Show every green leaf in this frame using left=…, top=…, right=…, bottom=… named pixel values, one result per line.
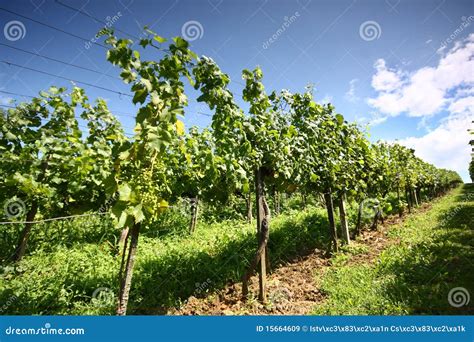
left=104, top=174, right=117, bottom=196
left=242, top=182, right=250, bottom=193
left=133, top=88, right=148, bottom=104
left=119, top=150, right=130, bottom=160
left=175, top=120, right=185, bottom=136
left=174, top=37, right=188, bottom=49
left=132, top=203, right=145, bottom=222
left=5, top=131, right=16, bottom=140
left=157, top=199, right=168, bottom=213
left=49, top=86, right=59, bottom=94
left=153, top=35, right=167, bottom=43
left=118, top=183, right=132, bottom=201
left=140, top=79, right=153, bottom=92
left=120, top=70, right=136, bottom=83
left=139, top=39, right=150, bottom=48
left=150, top=92, right=160, bottom=105
left=117, top=211, right=129, bottom=228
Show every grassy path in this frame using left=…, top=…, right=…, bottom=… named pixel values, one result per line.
left=173, top=184, right=473, bottom=315
left=313, top=184, right=474, bottom=315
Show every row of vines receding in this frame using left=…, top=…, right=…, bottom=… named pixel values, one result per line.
left=0, top=28, right=463, bottom=315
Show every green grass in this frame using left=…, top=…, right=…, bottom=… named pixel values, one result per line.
left=313, top=184, right=474, bottom=315
left=1, top=186, right=471, bottom=315
left=0, top=207, right=330, bottom=315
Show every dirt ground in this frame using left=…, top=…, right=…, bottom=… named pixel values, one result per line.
left=168, top=204, right=432, bottom=315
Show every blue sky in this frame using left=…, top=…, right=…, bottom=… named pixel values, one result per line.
left=0, top=0, right=473, bottom=181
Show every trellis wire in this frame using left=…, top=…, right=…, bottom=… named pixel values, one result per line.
left=0, top=206, right=177, bottom=225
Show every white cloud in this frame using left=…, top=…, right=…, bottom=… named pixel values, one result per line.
left=367, top=92, right=405, bottom=116
left=368, top=115, right=388, bottom=126
left=355, top=111, right=388, bottom=127
left=454, top=87, right=474, bottom=98
left=448, top=95, right=474, bottom=114
left=370, top=59, right=404, bottom=92
left=416, top=117, right=433, bottom=132
left=369, top=34, right=474, bottom=182
left=344, top=78, right=359, bottom=102
left=397, top=112, right=472, bottom=182
left=368, top=33, right=474, bottom=117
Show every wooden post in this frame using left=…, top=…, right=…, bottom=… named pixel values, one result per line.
left=397, top=186, right=402, bottom=217
left=13, top=159, right=48, bottom=262
left=413, top=188, right=419, bottom=207
left=355, top=202, right=362, bottom=236
left=371, top=209, right=380, bottom=230
left=274, top=190, right=280, bottom=216
left=117, top=222, right=141, bottom=316
left=246, top=192, right=252, bottom=223
left=406, top=187, right=412, bottom=213
left=12, top=201, right=38, bottom=262
left=255, top=167, right=267, bottom=303
left=338, top=193, right=350, bottom=245
left=117, top=227, right=129, bottom=255
left=324, top=190, right=338, bottom=252
left=189, top=196, right=199, bottom=234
